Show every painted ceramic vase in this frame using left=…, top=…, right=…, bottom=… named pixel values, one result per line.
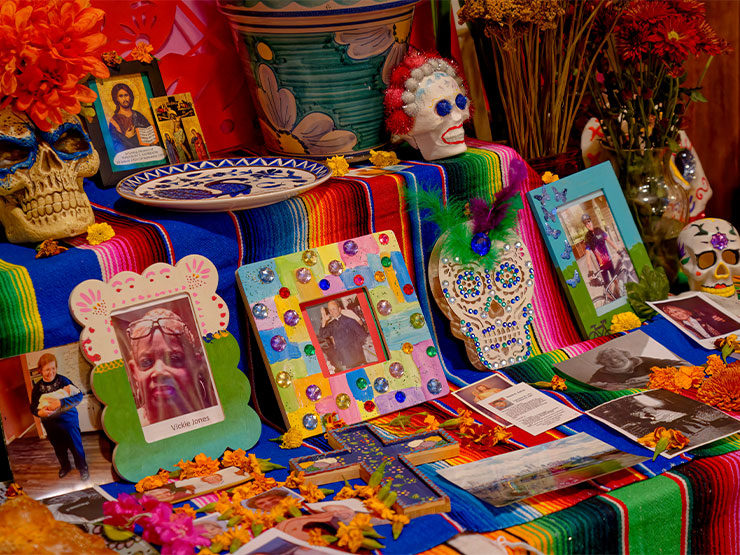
left=218, top=0, right=420, bottom=160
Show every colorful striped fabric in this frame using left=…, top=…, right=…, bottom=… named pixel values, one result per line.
left=3, top=144, right=740, bottom=554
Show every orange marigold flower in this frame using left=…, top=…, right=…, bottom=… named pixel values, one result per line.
left=35, top=239, right=67, bottom=258
left=308, top=528, right=331, bottom=546
left=333, top=485, right=357, bottom=500
left=336, top=521, right=365, bottom=553
left=706, top=354, right=725, bottom=376
left=648, top=366, right=681, bottom=393
left=323, top=412, right=347, bottom=431
left=637, top=427, right=690, bottom=451
left=492, top=426, right=512, bottom=443
left=135, top=469, right=170, bottom=492
left=550, top=375, right=567, bottom=391
left=422, top=414, right=439, bottom=431
left=0, top=0, right=109, bottom=131
left=222, top=448, right=248, bottom=470
left=363, top=497, right=395, bottom=520
left=674, top=365, right=706, bottom=390
left=299, top=482, right=326, bottom=503
left=130, top=41, right=154, bottom=63
left=174, top=504, right=197, bottom=518
left=177, top=453, right=220, bottom=479
left=698, top=366, right=740, bottom=411
left=283, top=471, right=305, bottom=489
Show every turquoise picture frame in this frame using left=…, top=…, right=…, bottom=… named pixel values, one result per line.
left=526, top=163, right=652, bottom=338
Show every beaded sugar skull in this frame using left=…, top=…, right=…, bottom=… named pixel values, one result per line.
left=429, top=232, right=535, bottom=371
left=678, top=218, right=740, bottom=298
left=0, top=108, right=98, bottom=243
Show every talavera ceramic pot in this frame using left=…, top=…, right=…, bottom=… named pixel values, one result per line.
left=218, top=0, right=420, bottom=160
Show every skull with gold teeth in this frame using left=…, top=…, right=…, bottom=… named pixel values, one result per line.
left=0, top=108, right=98, bottom=244
left=678, top=218, right=740, bottom=298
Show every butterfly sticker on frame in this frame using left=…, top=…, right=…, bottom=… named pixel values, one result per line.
left=566, top=269, right=580, bottom=288
left=533, top=189, right=551, bottom=207
left=542, top=207, right=557, bottom=223
left=561, top=241, right=572, bottom=260
left=545, top=222, right=561, bottom=239
left=552, top=186, right=567, bottom=203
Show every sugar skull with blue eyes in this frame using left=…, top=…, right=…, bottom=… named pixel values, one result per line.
left=385, top=53, right=471, bottom=161
left=0, top=108, right=98, bottom=243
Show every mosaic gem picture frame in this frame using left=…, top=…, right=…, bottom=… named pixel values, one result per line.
left=236, top=231, right=449, bottom=438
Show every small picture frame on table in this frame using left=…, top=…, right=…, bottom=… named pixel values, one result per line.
left=85, top=60, right=169, bottom=187
left=527, top=163, right=652, bottom=338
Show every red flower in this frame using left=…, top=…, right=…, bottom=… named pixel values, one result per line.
left=648, top=15, right=700, bottom=69
left=696, top=21, right=732, bottom=56
left=623, top=1, right=673, bottom=26
left=0, top=0, right=109, bottom=131
left=615, top=24, right=652, bottom=63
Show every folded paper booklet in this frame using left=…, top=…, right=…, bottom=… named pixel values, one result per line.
left=553, top=330, right=688, bottom=391
left=439, top=432, right=647, bottom=507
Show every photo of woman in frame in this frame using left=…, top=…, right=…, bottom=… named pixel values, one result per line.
left=110, top=294, right=223, bottom=442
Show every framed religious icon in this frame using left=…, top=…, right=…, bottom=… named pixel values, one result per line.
left=69, top=255, right=261, bottom=482
left=85, top=60, right=169, bottom=187
left=149, top=92, right=210, bottom=164
left=236, top=231, right=450, bottom=439
left=527, top=163, right=652, bottom=338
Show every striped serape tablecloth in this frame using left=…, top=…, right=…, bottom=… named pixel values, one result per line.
left=1, top=142, right=739, bottom=554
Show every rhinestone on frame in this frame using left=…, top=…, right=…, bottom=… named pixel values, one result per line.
left=304, top=345, right=316, bottom=356
left=302, top=413, right=318, bottom=430
left=389, top=362, right=404, bottom=378
left=270, top=335, right=287, bottom=352
left=252, top=303, right=269, bottom=319
left=328, top=260, right=344, bottom=276
left=343, top=240, right=358, bottom=256
left=402, top=342, right=414, bottom=354
left=355, top=377, right=369, bottom=390
left=375, top=271, right=386, bottom=282
left=306, top=384, right=322, bottom=401
left=395, top=391, right=406, bottom=403
left=374, top=377, right=389, bottom=393
left=302, top=250, right=318, bottom=266
left=258, top=267, right=275, bottom=283
left=377, top=299, right=392, bottom=316
left=354, top=275, right=365, bottom=286
left=378, top=233, right=389, bottom=245
left=364, top=400, right=375, bottom=412
left=283, top=310, right=300, bottom=326
left=336, top=393, right=351, bottom=410
left=296, top=267, right=312, bottom=284
left=409, top=313, right=425, bottom=328
left=427, top=378, right=443, bottom=394
left=276, top=371, right=291, bottom=388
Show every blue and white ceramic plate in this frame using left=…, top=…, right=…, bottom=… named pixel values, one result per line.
left=116, top=157, right=332, bottom=212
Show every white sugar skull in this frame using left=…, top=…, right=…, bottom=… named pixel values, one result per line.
left=678, top=218, right=740, bottom=297
left=429, top=232, right=535, bottom=371
left=398, top=59, right=470, bottom=161
left=0, top=108, right=98, bottom=243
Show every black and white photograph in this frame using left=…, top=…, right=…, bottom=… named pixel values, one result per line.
left=649, top=292, right=740, bottom=347
left=41, top=486, right=111, bottom=524
left=554, top=330, right=687, bottom=391
left=235, top=528, right=342, bottom=555
left=588, top=389, right=740, bottom=457
left=452, top=374, right=514, bottom=427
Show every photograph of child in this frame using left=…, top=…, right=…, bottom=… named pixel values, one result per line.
left=557, top=191, right=637, bottom=310
left=554, top=331, right=687, bottom=391
left=588, top=389, right=740, bottom=457
left=110, top=294, right=223, bottom=442
left=453, top=375, right=513, bottom=427
left=304, top=294, right=379, bottom=374
left=650, top=293, right=740, bottom=342
left=242, top=487, right=304, bottom=512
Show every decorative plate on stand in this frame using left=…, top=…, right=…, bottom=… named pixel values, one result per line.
left=116, top=157, right=332, bottom=212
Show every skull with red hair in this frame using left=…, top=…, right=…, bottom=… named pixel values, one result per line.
left=384, top=51, right=471, bottom=161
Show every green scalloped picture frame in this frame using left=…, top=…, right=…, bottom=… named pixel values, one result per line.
left=70, top=255, right=261, bottom=482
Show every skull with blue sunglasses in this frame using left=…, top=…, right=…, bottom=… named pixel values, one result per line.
left=0, top=108, right=98, bottom=243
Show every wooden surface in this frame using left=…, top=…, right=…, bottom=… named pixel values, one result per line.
left=685, top=1, right=740, bottom=226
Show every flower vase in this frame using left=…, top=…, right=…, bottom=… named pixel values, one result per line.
left=621, top=148, right=689, bottom=283
left=218, top=0, right=420, bottom=161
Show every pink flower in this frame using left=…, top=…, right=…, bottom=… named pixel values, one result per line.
left=103, top=493, right=144, bottom=528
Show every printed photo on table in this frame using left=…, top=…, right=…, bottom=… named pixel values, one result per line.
left=150, top=92, right=210, bottom=164
left=557, top=190, right=638, bottom=313
left=302, top=290, right=385, bottom=376
left=242, top=487, right=305, bottom=512
left=453, top=374, right=514, bottom=427
left=110, top=294, right=224, bottom=443
left=554, top=330, right=687, bottom=391
left=135, top=465, right=250, bottom=504
left=588, top=389, right=740, bottom=457
left=235, top=527, right=342, bottom=555
left=0, top=343, right=117, bottom=499
left=649, top=292, right=740, bottom=343
left=41, top=486, right=112, bottom=524
left=438, top=432, right=647, bottom=507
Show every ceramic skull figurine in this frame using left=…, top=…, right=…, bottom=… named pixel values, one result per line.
left=385, top=53, right=470, bottom=161
left=0, top=108, right=98, bottom=243
left=678, top=218, right=740, bottom=297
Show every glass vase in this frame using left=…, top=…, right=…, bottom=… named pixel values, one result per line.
left=621, top=148, right=689, bottom=283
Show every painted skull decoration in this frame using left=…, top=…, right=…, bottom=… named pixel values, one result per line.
left=429, top=232, right=535, bottom=371
left=385, top=54, right=471, bottom=161
left=678, top=218, right=740, bottom=297
left=0, top=108, right=98, bottom=243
